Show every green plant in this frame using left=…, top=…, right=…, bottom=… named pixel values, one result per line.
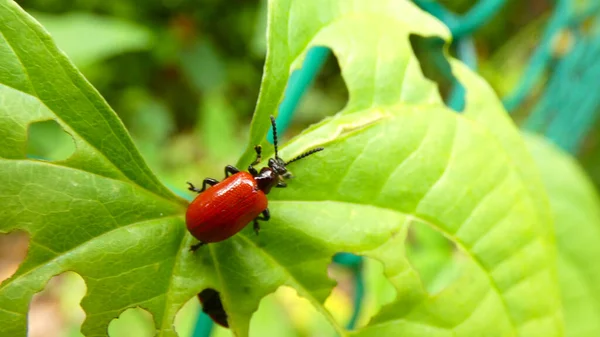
left=3, top=0, right=600, bottom=336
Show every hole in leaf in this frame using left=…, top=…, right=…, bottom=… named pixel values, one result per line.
left=296, top=48, right=349, bottom=123
left=359, top=257, right=397, bottom=326
left=409, top=34, right=466, bottom=112
left=198, top=288, right=228, bottom=328
left=250, top=286, right=337, bottom=336
left=108, top=307, right=155, bottom=337
left=327, top=253, right=362, bottom=327
left=26, top=120, right=76, bottom=161
left=0, top=231, right=29, bottom=283
left=28, top=271, right=86, bottom=337
left=405, top=220, right=463, bottom=294
left=175, top=291, right=232, bottom=337
left=327, top=255, right=397, bottom=329
left=174, top=295, right=201, bottom=337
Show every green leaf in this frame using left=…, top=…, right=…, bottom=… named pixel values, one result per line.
left=0, top=1, right=563, bottom=337
left=0, top=1, right=185, bottom=336
left=31, top=11, right=153, bottom=68
left=237, top=0, right=561, bottom=335
left=526, top=134, right=600, bottom=337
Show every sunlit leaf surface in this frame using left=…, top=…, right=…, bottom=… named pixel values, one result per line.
left=0, top=0, right=562, bottom=336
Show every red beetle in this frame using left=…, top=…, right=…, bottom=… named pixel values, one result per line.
left=186, top=116, right=323, bottom=250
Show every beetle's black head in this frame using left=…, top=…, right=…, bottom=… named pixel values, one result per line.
left=255, top=116, right=324, bottom=194
left=268, top=157, right=289, bottom=177
left=269, top=115, right=323, bottom=179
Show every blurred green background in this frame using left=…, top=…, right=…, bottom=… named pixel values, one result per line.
left=3, top=0, right=600, bottom=336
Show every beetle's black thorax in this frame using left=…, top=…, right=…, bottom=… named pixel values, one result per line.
left=255, top=167, right=278, bottom=194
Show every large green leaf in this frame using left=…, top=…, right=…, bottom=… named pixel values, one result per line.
left=0, top=1, right=185, bottom=336
left=527, top=134, right=600, bottom=337
left=240, top=0, right=561, bottom=336
left=0, top=1, right=562, bottom=337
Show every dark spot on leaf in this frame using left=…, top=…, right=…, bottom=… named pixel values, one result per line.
left=198, top=252, right=213, bottom=266
left=198, top=288, right=228, bottom=328
left=26, top=120, right=75, bottom=161
left=409, top=34, right=466, bottom=112
left=389, top=227, right=400, bottom=238
left=242, top=286, right=251, bottom=294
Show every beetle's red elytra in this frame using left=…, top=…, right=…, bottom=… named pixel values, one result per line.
left=185, top=116, right=324, bottom=250
left=186, top=171, right=267, bottom=243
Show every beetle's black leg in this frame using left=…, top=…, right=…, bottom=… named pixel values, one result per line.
left=276, top=181, right=287, bottom=188
left=253, top=209, right=270, bottom=235
left=201, top=178, right=219, bottom=192
left=187, top=182, right=201, bottom=193
left=246, top=145, right=263, bottom=177
left=188, top=179, right=218, bottom=193
left=248, top=166, right=259, bottom=176
left=225, top=165, right=240, bottom=177
left=190, top=241, right=206, bottom=252
left=253, top=219, right=260, bottom=235
left=258, top=208, right=270, bottom=221
left=251, top=145, right=262, bottom=166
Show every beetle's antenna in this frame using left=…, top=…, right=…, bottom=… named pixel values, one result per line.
left=285, top=147, right=324, bottom=165
left=270, top=115, right=280, bottom=159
